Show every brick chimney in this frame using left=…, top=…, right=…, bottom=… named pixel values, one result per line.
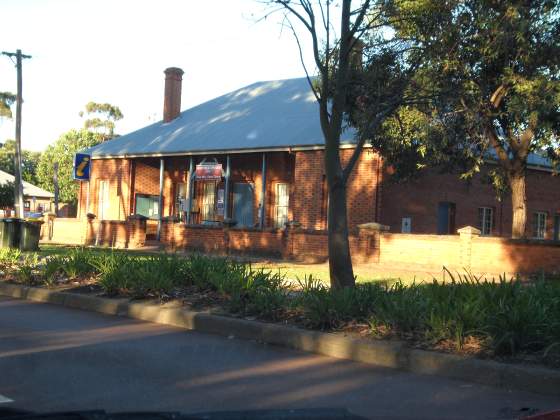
left=163, top=67, right=184, bottom=123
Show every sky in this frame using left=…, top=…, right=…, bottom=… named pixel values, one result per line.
left=0, top=0, right=316, bottom=151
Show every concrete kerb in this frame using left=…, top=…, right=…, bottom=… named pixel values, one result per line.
left=0, top=282, right=559, bottom=397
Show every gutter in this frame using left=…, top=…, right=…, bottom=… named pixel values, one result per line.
left=88, top=143, right=363, bottom=160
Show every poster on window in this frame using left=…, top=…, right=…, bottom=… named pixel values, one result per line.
left=195, top=163, right=223, bottom=180
left=216, top=189, right=225, bottom=215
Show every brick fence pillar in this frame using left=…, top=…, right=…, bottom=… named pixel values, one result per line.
left=85, top=213, right=96, bottom=246
left=457, top=226, right=481, bottom=269
left=126, top=215, right=147, bottom=248
left=283, top=221, right=301, bottom=260
left=357, top=222, right=390, bottom=263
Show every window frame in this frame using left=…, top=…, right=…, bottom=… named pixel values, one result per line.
left=174, top=182, right=188, bottom=220
left=478, top=206, right=494, bottom=236
left=200, top=181, right=217, bottom=222
left=532, top=211, right=547, bottom=239
left=274, top=182, right=290, bottom=228
left=134, top=194, right=160, bottom=220
left=98, top=180, right=110, bottom=220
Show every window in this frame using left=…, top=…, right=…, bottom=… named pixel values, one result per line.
left=532, top=212, right=547, bottom=239
left=98, top=180, right=110, bottom=220
left=478, top=207, right=493, bottom=236
left=174, top=182, right=188, bottom=220
left=24, top=201, right=30, bottom=210
left=201, top=182, right=216, bottom=222
left=135, top=194, right=160, bottom=219
left=274, top=183, right=290, bottom=228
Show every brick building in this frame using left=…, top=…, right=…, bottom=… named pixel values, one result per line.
left=76, top=68, right=560, bottom=258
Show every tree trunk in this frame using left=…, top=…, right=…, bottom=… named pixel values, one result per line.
left=509, top=172, right=527, bottom=239
left=327, top=179, right=355, bottom=289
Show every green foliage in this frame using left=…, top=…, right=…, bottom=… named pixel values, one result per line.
left=0, top=140, right=42, bottom=185
left=207, top=262, right=287, bottom=319
left=37, top=129, right=102, bottom=205
left=16, top=253, right=38, bottom=285
left=58, top=248, right=98, bottom=279
left=380, top=0, right=560, bottom=194
left=0, top=181, right=14, bottom=208
left=0, top=92, right=15, bottom=119
left=295, top=272, right=560, bottom=357
left=0, top=247, right=21, bottom=271
left=79, top=102, right=123, bottom=140
left=43, top=256, right=63, bottom=288
left=3, top=247, right=559, bottom=360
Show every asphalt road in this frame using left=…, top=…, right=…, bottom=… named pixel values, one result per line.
left=0, top=296, right=558, bottom=420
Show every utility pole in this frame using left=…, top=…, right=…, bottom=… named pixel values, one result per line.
left=53, top=162, right=59, bottom=216
left=2, top=49, right=31, bottom=218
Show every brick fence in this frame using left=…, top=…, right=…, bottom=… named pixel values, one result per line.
left=41, top=217, right=560, bottom=276
left=41, top=216, right=147, bottom=249
left=377, top=226, right=560, bottom=276
left=160, top=221, right=379, bottom=264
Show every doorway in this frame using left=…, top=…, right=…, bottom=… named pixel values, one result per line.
left=233, top=183, right=254, bottom=227
left=437, top=201, right=456, bottom=235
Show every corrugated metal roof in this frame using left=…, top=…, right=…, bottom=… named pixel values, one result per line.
left=85, top=77, right=356, bottom=158
left=0, top=170, right=54, bottom=198
left=83, top=76, right=555, bottom=170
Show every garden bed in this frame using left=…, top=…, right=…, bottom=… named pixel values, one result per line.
left=1, top=247, right=559, bottom=368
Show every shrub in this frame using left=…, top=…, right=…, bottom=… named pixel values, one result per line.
left=128, top=255, right=190, bottom=298
left=90, top=252, right=132, bottom=296
left=16, top=253, right=38, bottom=285
left=43, top=256, right=64, bottom=288
left=19, top=248, right=559, bottom=360
left=60, top=248, right=98, bottom=279
left=0, top=248, right=21, bottom=271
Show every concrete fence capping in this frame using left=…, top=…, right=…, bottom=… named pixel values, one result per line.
left=1, top=282, right=559, bottom=398
left=357, top=222, right=390, bottom=232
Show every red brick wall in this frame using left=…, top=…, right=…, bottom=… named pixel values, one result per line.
left=380, top=166, right=560, bottom=238
left=41, top=216, right=146, bottom=249
left=79, top=159, right=132, bottom=220
left=470, top=236, right=560, bottom=275
left=374, top=231, right=560, bottom=277
left=287, top=230, right=377, bottom=263
left=378, top=233, right=461, bottom=271
left=41, top=218, right=87, bottom=244
left=291, top=148, right=381, bottom=231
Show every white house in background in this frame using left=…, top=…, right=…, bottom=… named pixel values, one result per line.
left=0, top=169, right=54, bottom=215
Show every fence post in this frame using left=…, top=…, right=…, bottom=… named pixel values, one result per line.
left=357, top=222, right=390, bottom=263
left=457, top=226, right=481, bottom=270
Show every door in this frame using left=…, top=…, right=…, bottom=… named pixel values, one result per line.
left=201, top=182, right=216, bottom=222
left=437, top=201, right=456, bottom=235
left=233, top=183, right=254, bottom=227
left=98, top=180, right=110, bottom=220
left=274, top=183, right=289, bottom=228
left=554, top=214, right=560, bottom=241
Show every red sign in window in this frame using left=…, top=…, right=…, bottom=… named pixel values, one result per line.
left=195, top=163, right=223, bottom=180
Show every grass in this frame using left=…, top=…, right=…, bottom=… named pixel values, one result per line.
left=4, top=245, right=560, bottom=364
left=251, top=260, right=436, bottom=285
left=36, top=245, right=432, bottom=285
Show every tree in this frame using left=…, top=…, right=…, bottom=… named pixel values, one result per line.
left=0, top=140, right=41, bottom=185
left=37, top=129, right=102, bottom=205
left=0, top=181, right=14, bottom=209
left=0, top=92, right=15, bottom=119
left=390, top=0, right=560, bottom=238
left=266, top=0, right=431, bottom=288
left=79, top=101, right=123, bottom=140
